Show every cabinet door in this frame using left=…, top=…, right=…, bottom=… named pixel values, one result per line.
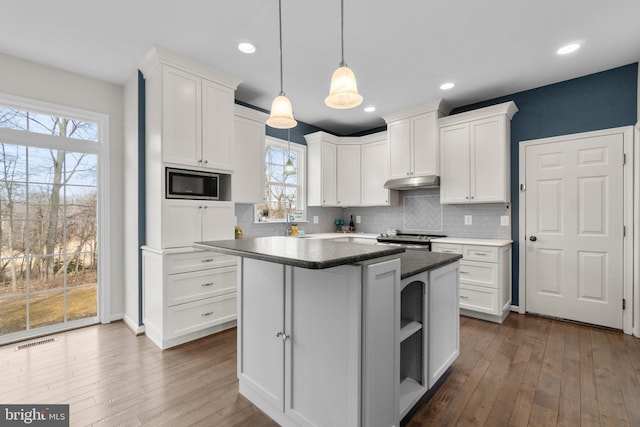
left=202, top=79, right=234, bottom=171
left=388, top=120, right=412, bottom=178
left=285, top=265, right=362, bottom=427
left=428, top=262, right=460, bottom=388
left=412, top=111, right=439, bottom=176
left=201, top=201, right=235, bottom=241
left=440, top=123, right=471, bottom=204
left=233, top=114, right=265, bottom=203
left=470, top=116, right=508, bottom=202
left=238, top=258, right=285, bottom=410
left=162, top=200, right=203, bottom=248
left=162, top=65, right=201, bottom=167
left=321, top=142, right=337, bottom=206
left=361, top=138, right=392, bottom=206
left=336, top=144, right=361, bottom=206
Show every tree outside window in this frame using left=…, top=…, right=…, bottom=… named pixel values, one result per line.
left=256, top=137, right=305, bottom=222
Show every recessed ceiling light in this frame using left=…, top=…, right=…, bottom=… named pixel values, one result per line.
left=238, top=42, right=256, bottom=54
left=440, top=82, right=455, bottom=90
left=557, top=43, right=580, bottom=55
left=364, top=106, right=376, bottom=113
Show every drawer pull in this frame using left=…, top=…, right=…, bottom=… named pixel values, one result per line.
left=442, top=250, right=453, bottom=253
left=201, top=311, right=215, bottom=317
left=460, top=271, right=469, bottom=275
left=474, top=253, right=487, bottom=256
left=460, top=295, right=469, bottom=299
left=201, top=282, right=215, bottom=287
left=201, top=259, right=215, bottom=263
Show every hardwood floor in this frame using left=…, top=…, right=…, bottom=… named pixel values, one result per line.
left=1, top=313, right=638, bottom=426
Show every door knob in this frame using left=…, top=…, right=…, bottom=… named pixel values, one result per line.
left=529, top=236, right=537, bottom=242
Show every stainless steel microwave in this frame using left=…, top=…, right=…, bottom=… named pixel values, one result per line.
left=166, top=168, right=219, bottom=200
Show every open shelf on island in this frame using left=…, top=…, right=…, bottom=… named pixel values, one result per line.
left=400, top=318, right=422, bottom=342
left=399, top=376, right=427, bottom=418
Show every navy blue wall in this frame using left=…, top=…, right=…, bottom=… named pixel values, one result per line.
left=451, top=63, right=638, bottom=306
left=235, top=100, right=326, bottom=145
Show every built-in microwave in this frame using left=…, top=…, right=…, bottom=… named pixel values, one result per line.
left=166, top=167, right=219, bottom=200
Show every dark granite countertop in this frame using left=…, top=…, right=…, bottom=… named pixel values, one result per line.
left=194, top=237, right=405, bottom=269
left=398, top=249, right=462, bottom=280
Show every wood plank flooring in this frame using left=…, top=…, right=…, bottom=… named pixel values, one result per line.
left=1, top=313, right=638, bottom=426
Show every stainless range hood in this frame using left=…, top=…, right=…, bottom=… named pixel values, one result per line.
left=383, top=175, right=440, bottom=190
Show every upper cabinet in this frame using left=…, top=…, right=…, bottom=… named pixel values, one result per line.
left=140, top=46, right=241, bottom=172
left=439, top=101, right=518, bottom=204
left=306, top=131, right=398, bottom=207
left=233, top=105, right=268, bottom=203
left=383, top=99, right=450, bottom=179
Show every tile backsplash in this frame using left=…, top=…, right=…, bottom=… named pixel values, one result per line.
left=235, top=188, right=511, bottom=240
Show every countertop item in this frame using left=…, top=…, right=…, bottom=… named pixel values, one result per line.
left=430, top=237, right=513, bottom=247
left=194, top=236, right=405, bottom=269
left=398, top=250, right=462, bottom=280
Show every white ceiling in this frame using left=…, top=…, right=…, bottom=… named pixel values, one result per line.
left=1, top=0, right=639, bottom=135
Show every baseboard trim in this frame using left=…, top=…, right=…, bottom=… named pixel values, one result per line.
left=510, top=305, right=519, bottom=312
left=123, top=314, right=145, bottom=335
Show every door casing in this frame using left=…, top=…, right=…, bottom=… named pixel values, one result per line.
left=518, top=126, right=634, bottom=335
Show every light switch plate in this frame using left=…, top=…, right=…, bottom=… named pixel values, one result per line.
left=464, top=215, right=472, bottom=225
left=355, top=216, right=361, bottom=224
left=313, top=216, right=319, bottom=224
left=500, top=215, right=510, bottom=226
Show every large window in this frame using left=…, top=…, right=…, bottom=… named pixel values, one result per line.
left=256, top=136, right=306, bottom=222
left=0, top=98, right=106, bottom=343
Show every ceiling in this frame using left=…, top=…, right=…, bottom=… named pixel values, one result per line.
left=1, top=0, right=639, bottom=135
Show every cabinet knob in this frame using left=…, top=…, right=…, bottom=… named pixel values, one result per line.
left=529, top=235, right=537, bottom=242
left=198, top=206, right=203, bottom=209
left=465, top=196, right=469, bottom=200
left=470, top=196, right=474, bottom=199
left=204, top=160, right=208, bottom=164
left=406, top=172, right=410, bottom=176
left=198, top=159, right=202, bottom=163
left=203, top=205, right=208, bottom=209
left=275, top=331, right=290, bottom=341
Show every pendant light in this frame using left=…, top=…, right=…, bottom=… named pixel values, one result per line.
left=284, top=128, right=296, bottom=176
left=267, top=0, right=297, bottom=129
left=325, top=0, right=363, bottom=109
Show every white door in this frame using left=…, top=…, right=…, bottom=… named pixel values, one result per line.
left=524, top=133, right=624, bottom=328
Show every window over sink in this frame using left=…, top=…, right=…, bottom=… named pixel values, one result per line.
left=255, top=136, right=306, bottom=223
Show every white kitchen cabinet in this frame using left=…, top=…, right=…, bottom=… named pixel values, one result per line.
left=383, top=100, right=449, bottom=180
left=162, top=200, right=234, bottom=248
left=307, top=131, right=399, bottom=207
left=142, top=247, right=237, bottom=349
left=361, top=133, right=400, bottom=206
left=398, top=261, right=459, bottom=419
left=140, top=46, right=240, bottom=173
left=306, top=132, right=338, bottom=206
left=233, top=105, right=267, bottom=203
left=439, top=101, right=518, bottom=204
left=160, top=65, right=236, bottom=171
left=432, top=239, right=512, bottom=323
left=336, top=144, right=361, bottom=206
left=238, top=257, right=400, bottom=427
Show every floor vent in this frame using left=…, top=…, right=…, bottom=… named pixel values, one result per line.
left=16, top=337, right=56, bottom=350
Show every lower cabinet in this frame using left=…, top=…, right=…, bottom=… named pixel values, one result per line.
left=399, top=262, right=459, bottom=419
left=432, top=240, right=512, bottom=323
left=142, top=247, right=237, bottom=349
left=238, top=257, right=400, bottom=427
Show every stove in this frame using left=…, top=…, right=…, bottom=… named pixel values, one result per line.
left=376, top=232, right=446, bottom=250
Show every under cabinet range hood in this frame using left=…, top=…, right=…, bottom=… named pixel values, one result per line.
left=383, top=175, right=440, bottom=190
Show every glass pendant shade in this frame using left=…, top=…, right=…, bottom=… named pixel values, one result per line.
left=267, top=94, right=297, bottom=129
left=284, top=158, right=296, bottom=175
left=325, top=65, right=363, bottom=109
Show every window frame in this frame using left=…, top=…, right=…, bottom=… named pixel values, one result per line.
left=255, top=135, right=307, bottom=224
left=0, top=93, right=111, bottom=330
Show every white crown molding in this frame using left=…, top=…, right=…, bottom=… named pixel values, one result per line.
left=438, top=101, right=519, bottom=127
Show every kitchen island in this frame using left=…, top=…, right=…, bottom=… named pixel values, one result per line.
left=194, top=237, right=461, bottom=427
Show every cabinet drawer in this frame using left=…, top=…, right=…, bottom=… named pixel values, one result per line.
left=462, top=245, right=498, bottom=262
left=167, top=266, right=237, bottom=306
left=459, top=284, right=498, bottom=315
left=166, top=293, right=237, bottom=339
left=431, top=243, right=462, bottom=255
left=459, top=260, right=498, bottom=289
left=166, top=251, right=236, bottom=275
